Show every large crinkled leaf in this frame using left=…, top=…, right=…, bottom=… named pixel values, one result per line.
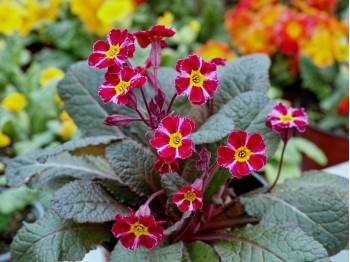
left=213, top=224, right=330, bottom=262
left=38, top=135, right=123, bottom=160
left=241, top=172, right=349, bottom=256
left=191, top=114, right=235, bottom=145
left=6, top=151, right=122, bottom=190
left=218, top=91, right=279, bottom=157
left=110, top=242, right=183, bottom=262
left=106, top=140, right=159, bottom=196
left=6, top=136, right=123, bottom=187
left=11, top=211, right=112, bottom=262
left=215, top=54, right=271, bottom=110
left=188, top=241, right=219, bottom=262
left=57, top=61, right=124, bottom=136
left=52, top=181, right=128, bottom=223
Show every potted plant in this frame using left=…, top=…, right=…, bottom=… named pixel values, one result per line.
left=5, top=26, right=348, bottom=261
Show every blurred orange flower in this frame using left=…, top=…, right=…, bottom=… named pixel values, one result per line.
left=193, top=40, right=236, bottom=62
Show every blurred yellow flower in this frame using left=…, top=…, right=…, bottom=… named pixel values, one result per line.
left=303, top=29, right=334, bottom=67
left=55, top=94, right=63, bottom=105
left=193, top=40, right=236, bottom=62
left=59, top=111, right=77, bottom=140
left=333, top=33, right=349, bottom=62
left=0, top=131, right=11, bottom=148
left=97, top=0, right=134, bottom=24
left=188, top=20, right=200, bottom=33
left=157, top=11, right=174, bottom=27
left=2, top=92, right=27, bottom=113
left=40, top=67, right=65, bottom=86
left=19, top=0, right=62, bottom=36
left=0, top=1, right=24, bottom=35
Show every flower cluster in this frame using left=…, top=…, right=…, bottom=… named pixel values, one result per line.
left=225, top=0, right=348, bottom=68
left=0, top=0, right=61, bottom=36
left=88, top=26, right=308, bottom=251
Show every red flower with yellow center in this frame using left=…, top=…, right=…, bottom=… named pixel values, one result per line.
left=217, top=131, right=267, bottom=179
left=112, top=209, right=164, bottom=250
left=134, top=25, right=175, bottom=48
left=155, top=156, right=179, bottom=174
left=88, top=29, right=135, bottom=69
left=266, top=103, right=308, bottom=133
left=175, top=54, right=218, bottom=105
left=150, top=115, right=195, bottom=163
left=172, top=185, right=203, bottom=212
left=274, top=11, right=306, bottom=55
left=98, top=66, right=146, bottom=105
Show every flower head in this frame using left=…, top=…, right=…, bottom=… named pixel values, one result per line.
left=98, top=66, right=146, bottom=105
left=112, top=209, right=164, bottom=250
left=175, top=54, right=218, bottom=105
left=134, top=25, right=175, bottom=48
left=40, top=67, right=65, bottom=86
left=0, top=131, right=11, bottom=148
left=88, top=29, right=135, bottom=69
left=2, top=92, right=26, bottom=113
left=266, top=103, right=308, bottom=133
left=274, top=11, right=306, bottom=55
left=217, top=131, right=267, bottom=179
left=150, top=115, right=195, bottom=163
left=193, top=40, right=236, bottom=62
left=155, top=156, right=179, bottom=174
left=172, top=185, right=203, bottom=212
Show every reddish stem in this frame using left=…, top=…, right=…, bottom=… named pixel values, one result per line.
left=140, top=86, right=151, bottom=117
left=166, top=93, right=177, bottom=115
left=198, top=217, right=257, bottom=233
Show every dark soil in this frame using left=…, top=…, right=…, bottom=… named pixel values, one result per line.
left=0, top=206, right=36, bottom=254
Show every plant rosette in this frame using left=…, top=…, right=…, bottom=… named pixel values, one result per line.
left=5, top=26, right=348, bottom=261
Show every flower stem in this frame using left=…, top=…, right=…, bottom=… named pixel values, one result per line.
left=265, top=140, right=288, bottom=193
left=198, top=217, right=257, bottom=233
left=140, top=86, right=151, bottom=117
left=145, top=189, right=165, bottom=207
left=166, top=93, right=177, bottom=115
left=135, top=108, right=149, bottom=126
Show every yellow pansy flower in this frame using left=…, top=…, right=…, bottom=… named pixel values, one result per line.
left=0, top=132, right=11, bottom=148
left=2, top=92, right=27, bottom=113
left=39, top=67, right=65, bottom=86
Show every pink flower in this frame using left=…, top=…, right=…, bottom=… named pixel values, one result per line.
left=98, top=66, right=146, bottom=105
left=155, top=156, right=179, bottom=174
left=150, top=115, right=195, bottom=163
left=266, top=103, right=308, bottom=133
left=88, top=29, right=135, bottom=69
left=217, top=131, right=267, bottom=179
left=112, top=209, right=164, bottom=250
left=172, top=185, right=203, bottom=212
left=134, top=25, right=175, bottom=48
left=175, top=54, right=218, bottom=105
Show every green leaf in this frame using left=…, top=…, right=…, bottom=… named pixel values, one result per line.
left=0, top=187, right=39, bottom=214
left=161, top=172, right=187, bottom=198
left=6, top=151, right=122, bottom=190
left=106, top=140, right=159, bottom=196
left=110, top=242, right=183, bottom=262
left=204, top=168, right=231, bottom=203
left=188, top=241, right=219, bottom=262
left=57, top=61, right=124, bottom=137
left=218, top=91, right=280, bottom=157
left=213, top=224, right=330, bottom=262
left=300, top=55, right=336, bottom=100
left=215, top=54, right=271, bottom=110
left=11, top=211, right=112, bottom=262
left=241, top=172, right=349, bottom=256
left=52, top=181, right=128, bottom=223
left=191, top=114, right=235, bottom=145
left=292, top=137, right=327, bottom=165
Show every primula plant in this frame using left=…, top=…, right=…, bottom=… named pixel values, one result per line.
left=5, top=25, right=348, bottom=261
